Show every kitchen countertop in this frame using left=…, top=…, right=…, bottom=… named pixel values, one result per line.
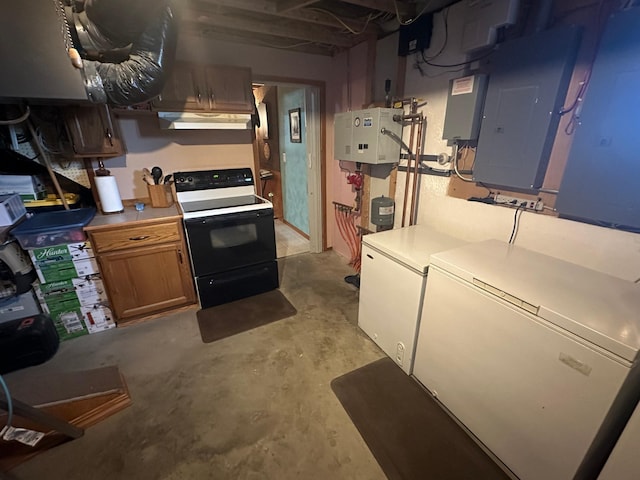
left=85, top=204, right=182, bottom=231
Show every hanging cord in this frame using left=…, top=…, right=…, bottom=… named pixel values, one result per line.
left=0, top=374, right=13, bottom=432
left=508, top=204, right=526, bottom=244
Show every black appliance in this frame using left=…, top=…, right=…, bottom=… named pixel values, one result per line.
left=175, top=168, right=278, bottom=309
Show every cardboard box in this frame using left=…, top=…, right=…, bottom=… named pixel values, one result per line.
left=28, top=242, right=95, bottom=263
left=81, top=305, right=115, bottom=334
left=41, top=297, right=89, bottom=341
left=35, top=277, right=108, bottom=309
left=32, top=258, right=99, bottom=284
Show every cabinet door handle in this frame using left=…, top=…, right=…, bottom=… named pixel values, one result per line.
left=209, top=91, right=214, bottom=104
left=129, top=235, right=150, bottom=241
left=103, top=104, right=115, bottom=146
left=366, top=254, right=374, bottom=259
left=196, top=88, right=201, bottom=103
left=178, top=249, right=183, bottom=264
left=105, top=128, right=114, bottom=146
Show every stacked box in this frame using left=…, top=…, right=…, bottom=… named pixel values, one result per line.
left=30, top=242, right=115, bottom=340
left=28, top=242, right=99, bottom=284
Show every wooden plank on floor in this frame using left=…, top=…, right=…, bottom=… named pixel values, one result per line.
left=0, top=367, right=131, bottom=472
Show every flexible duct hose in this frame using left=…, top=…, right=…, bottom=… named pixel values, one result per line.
left=76, top=1, right=177, bottom=106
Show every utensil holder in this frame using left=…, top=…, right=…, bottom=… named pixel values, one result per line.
left=147, top=184, right=173, bottom=208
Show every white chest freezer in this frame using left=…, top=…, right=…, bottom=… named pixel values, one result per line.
left=358, top=225, right=465, bottom=374
left=413, top=239, right=640, bottom=480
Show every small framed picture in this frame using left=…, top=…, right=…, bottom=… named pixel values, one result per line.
left=288, top=108, right=302, bottom=143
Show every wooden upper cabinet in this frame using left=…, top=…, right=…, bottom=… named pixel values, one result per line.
left=65, top=104, right=125, bottom=157
left=153, top=62, right=253, bottom=113
left=203, top=65, right=253, bottom=113
left=152, top=62, right=206, bottom=111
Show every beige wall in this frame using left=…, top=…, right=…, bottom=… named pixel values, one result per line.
left=389, top=2, right=640, bottom=280
left=105, top=116, right=254, bottom=200
left=101, top=32, right=351, bottom=250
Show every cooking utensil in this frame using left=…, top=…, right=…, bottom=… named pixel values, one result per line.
left=163, top=174, right=172, bottom=184
left=151, top=166, right=163, bottom=185
left=142, top=168, right=155, bottom=185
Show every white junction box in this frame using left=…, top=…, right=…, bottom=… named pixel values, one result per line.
left=334, top=108, right=403, bottom=164
left=0, top=193, right=26, bottom=226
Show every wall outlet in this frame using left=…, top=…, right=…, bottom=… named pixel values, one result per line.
left=396, top=342, right=405, bottom=366
left=495, top=194, right=544, bottom=211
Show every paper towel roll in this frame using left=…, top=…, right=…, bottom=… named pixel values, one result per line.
left=95, top=176, right=124, bottom=213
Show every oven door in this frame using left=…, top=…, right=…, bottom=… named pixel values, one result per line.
left=184, top=208, right=276, bottom=277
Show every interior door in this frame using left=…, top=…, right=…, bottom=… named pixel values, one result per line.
left=279, top=86, right=309, bottom=236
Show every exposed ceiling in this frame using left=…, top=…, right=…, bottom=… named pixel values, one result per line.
left=180, top=0, right=457, bottom=56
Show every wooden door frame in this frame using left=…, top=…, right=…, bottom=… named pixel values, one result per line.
left=251, top=75, right=327, bottom=252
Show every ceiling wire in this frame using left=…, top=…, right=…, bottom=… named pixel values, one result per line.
left=393, top=0, right=436, bottom=25
left=308, top=8, right=378, bottom=35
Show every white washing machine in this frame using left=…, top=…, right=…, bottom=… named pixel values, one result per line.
left=358, top=225, right=465, bottom=374
left=413, top=239, right=640, bottom=480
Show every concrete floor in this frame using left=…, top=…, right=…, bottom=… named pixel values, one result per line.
left=8, top=251, right=387, bottom=480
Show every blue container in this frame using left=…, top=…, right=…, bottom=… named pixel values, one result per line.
left=10, top=207, right=96, bottom=249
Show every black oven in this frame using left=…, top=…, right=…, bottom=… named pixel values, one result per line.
left=185, top=209, right=276, bottom=276
left=183, top=208, right=278, bottom=308
left=176, top=167, right=279, bottom=309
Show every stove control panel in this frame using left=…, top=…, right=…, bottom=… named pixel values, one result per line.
left=174, top=168, right=254, bottom=192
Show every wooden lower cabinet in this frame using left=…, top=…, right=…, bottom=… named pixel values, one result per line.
left=87, top=218, right=196, bottom=324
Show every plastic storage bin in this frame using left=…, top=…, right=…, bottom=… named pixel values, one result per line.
left=10, top=207, right=96, bottom=249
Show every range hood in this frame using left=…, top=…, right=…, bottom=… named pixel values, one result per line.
left=157, top=112, right=253, bottom=130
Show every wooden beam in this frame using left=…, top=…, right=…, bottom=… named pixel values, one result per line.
left=181, top=21, right=336, bottom=56
left=185, top=9, right=354, bottom=47
left=191, top=0, right=373, bottom=32
left=276, top=0, right=320, bottom=14
left=340, top=0, right=412, bottom=16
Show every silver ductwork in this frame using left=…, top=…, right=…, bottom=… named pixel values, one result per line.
left=0, top=0, right=177, bottom=107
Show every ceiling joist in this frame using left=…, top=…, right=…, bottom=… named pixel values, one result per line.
left=190, top=0, right=374, bottom=33
left=276, top=0, right=321, bottom=14
left=184, top=9, right=355, bottom=47
left=181, top=0, right=421, bottom=56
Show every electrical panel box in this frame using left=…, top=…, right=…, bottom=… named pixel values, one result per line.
left=472, top=26, right=581, bottom=189
left=556, top=9, right=640, bottom=231
left=398, top=13, right=433, bottom=56
left=462, top=0, right=520, bottom=53
left=333, top=108, right=403, bottom=164
left=443, top=74, right=488, bottom=141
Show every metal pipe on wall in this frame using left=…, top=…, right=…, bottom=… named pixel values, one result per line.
left=409, top=115, right=425, bottom=226
left=401, top=118, right=416, bottom=227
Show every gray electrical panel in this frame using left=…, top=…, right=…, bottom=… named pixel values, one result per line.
left=443, top=74, right=488, bottom=141
left=556, top=9, right=640, bottom=231
left=333, top=108, right=403, bottom=164
left=472, top=26, right=582, bottom=189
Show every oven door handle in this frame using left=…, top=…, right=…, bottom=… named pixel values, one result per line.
left=184, top=209, right=273, bottom=226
